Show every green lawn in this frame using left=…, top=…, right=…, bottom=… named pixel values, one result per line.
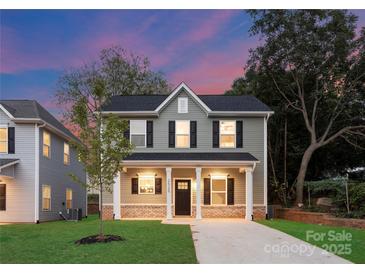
left=257, top=219, right=365, bottom=264
left=0, top=215, right=197, bottom=263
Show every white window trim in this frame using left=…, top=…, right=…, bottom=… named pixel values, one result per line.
left=210, top=175, right=228, bottom=206
left=178, top=97, right=188, bottom=113
left=175, top=120, right=190, bottom=148
left=130, top=120, right=147, bottom=148
left=43, top=130, right=51, bottom=158
left=0, top=125, right=8, bottom=154
left=66, top=188, right=73, bottom=209
left=64, top=142, right=70, bottom=165
left=138, top=175, right=155, bottom=195
left=219, top=120, right=236, bottom=148
left=42, top=185, right=51, bottom=211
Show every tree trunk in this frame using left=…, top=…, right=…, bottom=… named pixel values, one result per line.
left=295, top=144, right=317, bottom=205
left=99, top=179, right=104, bottom=237
left=284, top=111, right=287, bottom=188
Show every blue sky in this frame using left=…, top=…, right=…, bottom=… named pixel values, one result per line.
left=1, top=10, right=364, bottom=116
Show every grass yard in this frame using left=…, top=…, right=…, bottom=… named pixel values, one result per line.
left=0, top=215, right=197, bottom=264
left=257, top=219, right=365, bottom=264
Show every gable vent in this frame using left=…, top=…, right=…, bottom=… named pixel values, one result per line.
left=178, top=97, right=188, bottom=113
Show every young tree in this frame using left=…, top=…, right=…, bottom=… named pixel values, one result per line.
left=56, top=47, right=168, bottom=238
left=247, top=10, right=365, bottom=205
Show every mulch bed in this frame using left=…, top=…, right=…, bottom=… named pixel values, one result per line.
left=75, top=234, right=125, bottom=245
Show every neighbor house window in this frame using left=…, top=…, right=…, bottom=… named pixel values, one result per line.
left=220, top=121, right=235, bottom=148
left=211, top=176, right=227, bottom=205
left=42, top=185, right=51, bottom=211
left=178, top=97, right=188, bottom=113
left=0, top=184, right=6, bottom=211
left=0, top=127, right=8, bottom=153
left=43, top=131, right=51, bottom=158
left=176, top=120, right=190, bottom=148
left=138, top=175, right=155, bottom=194
left=64, top=142, right=70, bottom=165
left=130, top=120, right=146, bottom=148
left=66, top=188, right=73, bottom=209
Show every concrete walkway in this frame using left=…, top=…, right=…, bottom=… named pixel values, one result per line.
left=164, top=219, right=351, bottom=264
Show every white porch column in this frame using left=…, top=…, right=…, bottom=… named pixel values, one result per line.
left=166, top=167, right=172, bottom=220
left=195, top=167, right=202, bottom=220
left=113, top=171, right=121, bottom=220
left=245, top=167, right=253, bottom=221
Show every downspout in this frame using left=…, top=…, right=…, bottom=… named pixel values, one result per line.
left=34, top=122, right=45, bottom=223
left=264, top=113, right=272, bottom=218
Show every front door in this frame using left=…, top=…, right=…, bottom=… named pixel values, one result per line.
left=175, top=180, right=191, bottom=215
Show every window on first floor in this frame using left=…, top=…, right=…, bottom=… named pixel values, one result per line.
left=219, top=121, right=236, bottom=148
left=0, top=127, right=8, bottom=153
left=0, top=184, right=6, bottom=210
left=211, top=176, right=227, bottom=205
left=130, top=120, right=146, bottom=148
left=138, top=175, right=155, bottom=194
left=66, top=188, right=73, bottom=209
left=175, top=120, right=190, bottom=148
left=42, top=185, right=51, bottom=211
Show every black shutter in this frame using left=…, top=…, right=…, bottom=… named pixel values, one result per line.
left=227, top=178, right=234, bottom=205
left=236, top=121, right=243, bottom=148
left=155, top=178, right=162, bottom=194
left=212, top=121, right=219, bottom=148
left=190, top=121, right=197, bottom=148
left=147, top=121, right=153, bottom=148
left=131, top=178, right=138, bottom=194
left=0, top=184, right=5, bottom=211
left=168, top=121, right=175, bottom=148
left=124, top=120, right=130, bottom=140
left=204, top=178, right=211, bottom=205
left=8, top=127, right=15, bottom=154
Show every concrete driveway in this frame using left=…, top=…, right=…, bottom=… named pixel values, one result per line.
left=165, top=219, right=351, bottom=264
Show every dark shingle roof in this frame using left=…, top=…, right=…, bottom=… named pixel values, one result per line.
left=0, top=159, right=19, bottom=168
left=125, top=152, right=258, bottom=161
left=102, top=94, right=271, bottom=112
left=0, top=100, right=77, bottom=140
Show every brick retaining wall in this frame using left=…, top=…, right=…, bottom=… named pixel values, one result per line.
left=275, top=208, right=365, bottom=229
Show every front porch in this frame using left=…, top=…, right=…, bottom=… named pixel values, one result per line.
left=102, top=154, right=266, bottom=221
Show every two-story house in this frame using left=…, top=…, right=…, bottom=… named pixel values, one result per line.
left=0, top=100, right=87, bottom=223
left=101, top=82, right=273, bottom=221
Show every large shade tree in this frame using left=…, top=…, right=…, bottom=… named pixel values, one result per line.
left=245, top=10, right=365, bottom=205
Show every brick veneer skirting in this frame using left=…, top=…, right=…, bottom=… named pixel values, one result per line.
left=275, top=208, right=365, bottom=229
left=102, top=205, right=266, bottom=220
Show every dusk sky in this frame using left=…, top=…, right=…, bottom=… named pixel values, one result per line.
left=1, top=10, right=365, bottom=116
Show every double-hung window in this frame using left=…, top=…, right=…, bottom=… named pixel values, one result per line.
left=211, top=176, right=227, bottom=205
left=220, top=121, right=235, bottom=148
left=130, top=120, right=146, bottom=148
left=43, top=131, right=51, bottom=158
left=42, top=185, right=51, bottom=211
left=64, top=142, right=70, bottom=165
left=138, top=175, right=155, bottom=194
left=0, top=126, right=7, bottom=153
left=175, top=120, right=190, bottom=148
left=66, top=188, right=73, bottom=209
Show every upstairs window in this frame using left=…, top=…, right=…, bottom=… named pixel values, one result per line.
left=130, top=120, right=146, bottom=148
left=64, top=143, right=70, bottom=165
left=42, top=185, right=51, bottom=211
left=176, top=120, right=190, bottom=148
left=66, top=188, right=73, bottom=209
left=43, top=131, right=51, bottom=158
left=0, top=127, right=7, bottom=153
left=220, top=121, right=235, bottom=148
left=178, top=97, right=188, bottom=113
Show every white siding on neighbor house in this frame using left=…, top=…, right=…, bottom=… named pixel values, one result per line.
left=0, top=110, right=36, bottom=222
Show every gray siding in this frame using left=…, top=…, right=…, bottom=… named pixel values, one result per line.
left=0, top=110, right=36, bottom=222
left=118, top=90, right=265, bottom=204
left=39, top=128, right=86, bottom=221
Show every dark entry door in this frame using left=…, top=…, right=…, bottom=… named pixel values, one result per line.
left=175, top=180, right=191, bottom=215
